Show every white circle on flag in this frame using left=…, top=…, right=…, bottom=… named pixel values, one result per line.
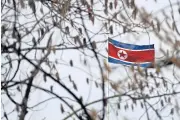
left=117, top=50, right=128, bottom=60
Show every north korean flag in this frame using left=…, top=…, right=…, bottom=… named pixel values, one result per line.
left=108, top=38, right=155, bottom=68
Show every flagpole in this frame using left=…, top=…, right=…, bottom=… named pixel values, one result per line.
left=107, top=37, right=110, bottom=120
left=108, top=66, right=110, bottom=120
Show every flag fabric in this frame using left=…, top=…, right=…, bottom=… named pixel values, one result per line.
left=108, top=38, right=155, bottom=68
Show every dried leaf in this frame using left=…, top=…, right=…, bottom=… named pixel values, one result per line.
left=171, top=57, right=180, bottom=68
left=32, top=37, right=36, bottom=45
left=12, top=27, right=16, bottom=38
left=114, top=0, right=118, bottom=9
left=17, top=86, right=21, bottom=92
left=74, top=36, right=82, bottom=46
left=92, top=41, right=97, bottom=49
left=78, top=28, right=82, bottom=34
left=125, top=103, right=129, bottom=110
left=134, top=74, right=138, bottom=83
left=51, top=46, right=56, bottom=54
left=170, top=108, right=174, bottom=115
left=1, top=25, right=7, bottom=37
left=91, top=0, right=93, bottom=6
left=73, top=82, right=78, bottom=91
left=80, top=0, right=86, bottom=5
left=164, top=96, right=167, bottom=103
left=70, top=60, right=73, bottom=67
left=128, top=82, right=130, bottom=89
left=60, top=0, right=70, bottom=17
left=69, top=75, right=72, bottom=82
left=151, top=21, right=155, bottom=30
left=161, top=100, right=164, bottom=107
left=90, top=109, right=98, bottom=120
left=95, top=81, right=98, bottom=88
left=104, top=98, right=107, bottom=106
left=52, top=0, right=58, bottom=4
left=16, top=105, right=19, bottom=112
left=46, top=32, right=54, bottom=49
left=156, top=66, right=161, bottom=74
left=105, top=0, right=108, bottom=9
left=123, top=26, right=126, bottom=33
left=113, top=12, right=117, bottom=19
left=165, top=19, right=171, bottom=29
left=60, top=104, right=64, bottom=113
left=84, top=59, right=87, bottom=65
left=40, top=7, right=44, bottom=14
left=104, top=60, right=111, bottom=72
left=132, top=99, right=136, bottom=105
left=157, top=21, right=160, bottom=32
left=109, top=2, right=113, bottom=10
left=28, top=0, right=36, bottom=13
left=20, top=0, right=25, bottom=8
left=89, top=14, right=95, bottom=24
left=110, top=82, right=119, bottom=91
left=131, top=104, right=134, bottom=111
left=131, top=0, right=135, bottom=8
left=103, top=73, right=108, bottom=82
left=145, top=69, right=148, bottom=78
left=116, top=111, right=118, bottom=116
left=132, top=7, right=138, bottom=19
left=125, top=0, right=129, bottom=8
left=120, top=13, right=126, bottom=20
left=139, top=81, right=143, bottom=90
left=50, top=85, right=53, bottom=92
left=7, top=0, right=11, bottom=4
left=117, top=103, right=120, bottom=109
left=43, top=74, right=47, bottom=82
left=104, top=8, right=108, bottom=15
left=137, top=66, right=144, bottom=76
left=55, top=72, right=60, bottom=80
left=87, top=4, right=91, bottom=13
left=109, top=25, right=113, bottom=34
left=104, top=22, right=108, bottom=30
left=65, top=26, right=70, bottom=34
left=40, top=28, right=44, bottom=36
left=86, top=78, right=89, bottom=84
left=70, top=20, right=74, bottom=27
left=83, top=38, right=87, bottom=46
left=140, top=102, right=144, bottom=108
left=172, top=21, right=175, bottom=31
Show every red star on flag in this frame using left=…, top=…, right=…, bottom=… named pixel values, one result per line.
left=117, top=50, right=128, bottom=60
left=119, top=51, right=126, bottom=58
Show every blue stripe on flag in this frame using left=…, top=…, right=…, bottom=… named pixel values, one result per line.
left=109, top=38, right=154, bottom=50
left=108, top=57, right=152, bottom=68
